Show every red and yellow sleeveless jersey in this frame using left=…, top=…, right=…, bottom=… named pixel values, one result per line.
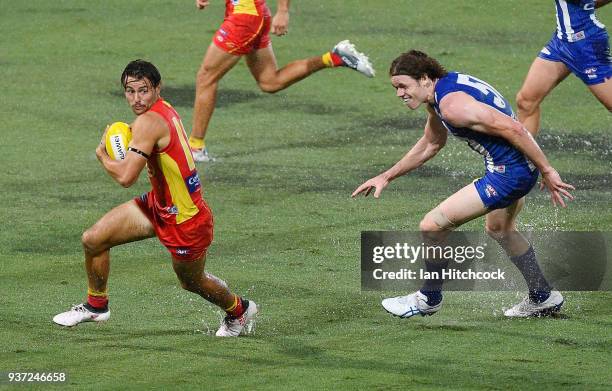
left=225, top=0, right=267, bottom=16
left=147, top=98, right=204, bottom=225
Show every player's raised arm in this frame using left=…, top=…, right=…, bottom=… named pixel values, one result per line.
left=352, top=108, right=447, bottom=199
left=271, top=0, right=290, bottom=36
left=439, top=92, right=575, bottom=207
left=96, top=113, right=164, bottom=188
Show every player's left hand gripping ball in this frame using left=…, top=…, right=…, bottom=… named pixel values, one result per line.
left=105, top=122, right=132, bottom=160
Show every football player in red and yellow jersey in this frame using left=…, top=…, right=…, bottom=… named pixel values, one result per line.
left=53, top=60, right=255, bottom=336
left=188, top=0, right=375, bottom=162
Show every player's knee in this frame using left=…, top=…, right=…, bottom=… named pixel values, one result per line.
left=196, top=66, right=219, bottom=89
left=485, top=223, right=514, bottom=242
left=516, top=90, right=538, bottom=114
left=257, top=81, right=282, bottom=94
left=419, top=217, right=440, bottom=233
left=81, top=228, right=104, bottom=255
left=178, top=277, right=200, bottom=293
left=420, top=209, right=454, bottom=233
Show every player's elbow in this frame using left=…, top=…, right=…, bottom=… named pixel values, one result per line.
left=424, top=141, right=445, bottom=161
left=117, top=174, right=137, bottom=188
left=431, top=137, right=447, bottom=153
left=117, top=179, right=132, bottom=188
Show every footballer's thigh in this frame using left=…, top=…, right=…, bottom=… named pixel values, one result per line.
left=246, top=45, right=279, bottom=84
left=82, top=200, right=155, bottom=254
left=516, top=58, right=570, bottom=134
left=518, top=58, right=570, bottom=104
left=421, top=183, right=489, bottom=231
left=197, top=43, right=242, bottom=86
left=588, top=77, right=612, bottom=111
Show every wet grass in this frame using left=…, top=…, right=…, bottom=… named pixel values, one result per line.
left=1, top=0, right=611, bottom=390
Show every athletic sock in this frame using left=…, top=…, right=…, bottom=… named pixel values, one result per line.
left=420, top=257, right=449, bottom=297
left=225, top=295, right=247, bottom=318
left=529, top=290, right=551, bottom=304
left=86, top=288, right=108, bottom=312
left=188, top=136, right=205, bottom=150
left=509, top=246, right=552, bottom=302
left=419, top=290, right=443, bottom=306
left=322, top=52, right=344, bottom=67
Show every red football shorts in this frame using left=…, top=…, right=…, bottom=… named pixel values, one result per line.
left=213, top=7, right=272, bottom=55
left=134, top=192, right=214, bottom=262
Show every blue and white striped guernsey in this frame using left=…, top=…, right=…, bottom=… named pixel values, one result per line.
left=554, top=0, right=606, bottom=42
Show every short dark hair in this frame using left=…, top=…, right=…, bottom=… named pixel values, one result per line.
left=389, top=50, right=448, bottom=80
left=121, top=60, right=161, bottom=88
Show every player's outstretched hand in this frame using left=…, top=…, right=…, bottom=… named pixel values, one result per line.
left=271, top=10, right=289, bottom=36
left=352, top=175, right=390, bottom=199
left=196, top=0, right=210, bottom=10
left=540, top=167, right=575, bottom=207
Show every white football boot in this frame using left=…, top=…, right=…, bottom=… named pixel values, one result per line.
left=382, top=291, right=442, bottom=318
left=53, top=303, right=110, bottom=327
left=191, top=147, right=215, bottom=163
left=504, top=290, right=564, bottom=318
left=216, top=300, right=258, bottom=337
left=332, top=40, right=375, bottom=78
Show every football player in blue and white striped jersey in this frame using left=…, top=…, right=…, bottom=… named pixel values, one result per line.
left=516, top=0, right=611, bottom=135
left=353, top=51, right=574, bottom=319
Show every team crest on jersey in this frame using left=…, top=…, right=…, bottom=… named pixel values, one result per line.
left=231, top=0, right=239, bottom=5
left=485, top=184, right=498, bottom=198
left=168, top=205, right=178, bottom=215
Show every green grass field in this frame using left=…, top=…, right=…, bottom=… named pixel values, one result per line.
left=1, top=0, right=611, bottom=389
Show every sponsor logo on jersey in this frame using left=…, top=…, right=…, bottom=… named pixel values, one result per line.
left=231, top=0, right=239, bottom=5
left=219, top=29, right=228, bottom=36
left=186, top=172, right=201, bottom=194
left=176, top=248, right=190, bottom=256
left=569, top=31, right=586, bottom=41
left=492, top=165, right=506, bottom=174
left=485, top=184, right=498, bottom=198
left=585, top=67, right=598, bottom=79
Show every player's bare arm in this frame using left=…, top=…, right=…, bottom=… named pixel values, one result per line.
left=96, top=113, right=168, bottom=188
left=352, top=106, right=447, bottom=199
left=195, top=0, right=210, bottom=10
left=439, top=92, right=575, bottom=207
left=272, top=0, right=290, bottom=36
left=595, top=0, right=611, bottom=8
